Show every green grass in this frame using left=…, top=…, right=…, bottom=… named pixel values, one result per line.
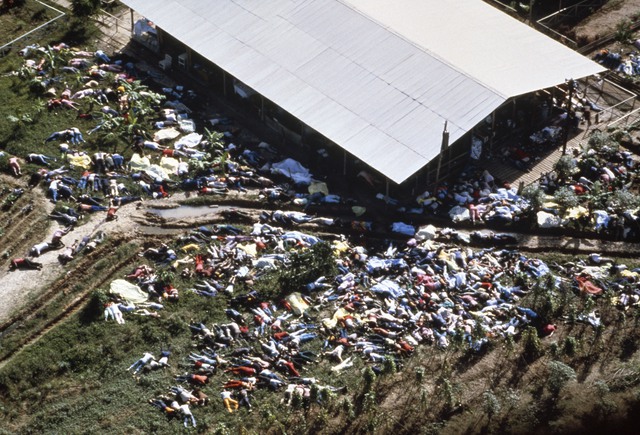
left=0, top=0, right=62, bottom=47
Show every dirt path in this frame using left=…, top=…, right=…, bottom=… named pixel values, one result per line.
left=574, top=0, right=640, bottom=41
left=0, top=184, right=142, bottom=324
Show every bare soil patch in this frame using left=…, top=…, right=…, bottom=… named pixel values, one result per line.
left=574, top=0, right=640, bottom=42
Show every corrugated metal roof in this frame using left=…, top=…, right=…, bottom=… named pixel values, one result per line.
left=120, top=0, right=605, bottom=183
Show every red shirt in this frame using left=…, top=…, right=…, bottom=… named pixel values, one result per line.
left=542, top=324, right=556, bottom=336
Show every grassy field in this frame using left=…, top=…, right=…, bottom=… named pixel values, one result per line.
left=0, top=0, right=63, bottom=47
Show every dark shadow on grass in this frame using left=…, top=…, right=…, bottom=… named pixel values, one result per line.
left=78, top=290, right=107, bottom=325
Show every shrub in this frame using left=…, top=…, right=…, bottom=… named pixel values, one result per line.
left=554, top=155, right=577, bottom=182
left=71, top=0, right=101, bottom=17
left=553, top=186, right=579, bottom=212
left=547, top=360, right=577, bottom=396
left=363, top=366, right=377, bottom=392
left=522, top=326, right=544, bottom=361
left=255, top=241, right=337, bottom=300
left=521, top=183, right=545, bottom=212
left=615, top=19, right=634, bottom=43
left=363, top=392, right=377, bottom=413
left=382, top=356, right=397, bottom=375
left=482, top=390, right=501, bottom=420
left=341, top=397, right=355, bottom=419
left=80, top=290, right=109, bottom=323
left=588, top=131, right=619, bottom=155
left=607, top=189, right=640, bottom=213
left=563, top=337, right=578, bottom=358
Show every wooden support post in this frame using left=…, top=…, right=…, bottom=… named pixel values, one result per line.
left=222, top=72, right=227, bottom=97
left=435, top=121, right=449, bottom=183
left=385, top=179, right=390, bottom=211
left=562, top=78, right=575, bottom=156
left=130, top=9, right=134, bottom=34
left=490, top=110, right=496, bottom=157
left=343, top=150, right=347, bottom=176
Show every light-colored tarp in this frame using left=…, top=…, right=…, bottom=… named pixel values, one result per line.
left=153, top=127, right=180, bottom=142
left=271, top=158, right=312, bottom=185
left=285, top=292, right=309, bottom=315
left=391, top=222, right=415, bottom=236
left=129, top=153, right=172, bottom=180
left=308, top=181, right=329, bottom=196
left=175, top=132, right=202, bottom=149
left=160, top=156, right=180, bottom=174
left=370, top=279, right=405, bottom=299
left=537, top=211, right=564, bottom=228
left=109, top=279, right=148, bottom=304
left=449, top=205, right=470, bottom=222
left=416, top=224, right=437, bottom=241
left=67, top=154, right=92, bottom=169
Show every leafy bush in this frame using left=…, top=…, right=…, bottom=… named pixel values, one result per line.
left=615, top=19, right=634, bottom=43
left=547, top=360, right=577, bottom=396
left=521, top=183, right=545, bottom=212
left=554, top=155, right=577, bottom=182
left=607, top=189, right=640, bottom=213
left=482, top=390, right=501, bottom=419
left=363, top=366, right=377, bottom=392
left=522, top=326, right=544, bottom=361
left=71, top=0, right=101, bottom=17
left=563, top=336, right=579, bottom=357
left=80, top=289, right=109, bottom=324
left=254, top=241, right=337, bottom=300
left=588, top=131, right=619, bottom=155
left=553, top=186, right=579, bottom=212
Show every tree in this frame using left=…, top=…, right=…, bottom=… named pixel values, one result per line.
left=72, top=0, right=101, bottom=17
left=546, top=360, right=576, bottom=397
left=93, top=80, right=165, bottom=152
left=588, top=130, right=619, bottom=156
left=482, top=390, right=501, bottom=421
left=278, top=241, right=337, bottom=294
left=522, top=326, right=544, bottom=361
left=553, top=186, right=579, bottom=214
left=607, top=189, right=640, bottom=213
left=554, top=155, right=576, bottom=184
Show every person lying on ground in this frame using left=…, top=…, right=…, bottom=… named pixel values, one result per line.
left=175, top=373, right=209, bottom=386
left=104, top=302, right=125, bottom=324
left=143, top=350, right=170, bottom=372
left=9, top=257, right=43, bottom=271
left=70, top=88, right=94, bottom=99
left=133, top=309, right=161, bottom=318
left=47, top=98, right=79, bottom=110
left=127, top=352, right=155, bottom=373
left=8, top=156, right=21, bottom=176
left=27, top=153, right=56, bottom=166
left=50, top=226, right=72, bottom=247
left=220, top=389, right=239, bottom=413
left=112, top=195, right=142, bottom=206
left=169, top=385, right=198, bottom=404
left=50, top=211, right=78, bottom=226
left=148, top=396, right=179, bottom=421
left=28, top=170, right=42, bottom=188
left=77, top=203, right=108, bottom=213
left=44, top=129, right=72, bottom=143
left=29, top=241, right=52, bottom=257
left=58, top=240, right=79, bottom=265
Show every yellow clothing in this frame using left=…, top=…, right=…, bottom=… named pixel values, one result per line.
left=223, top=398, right=238, bottom=413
